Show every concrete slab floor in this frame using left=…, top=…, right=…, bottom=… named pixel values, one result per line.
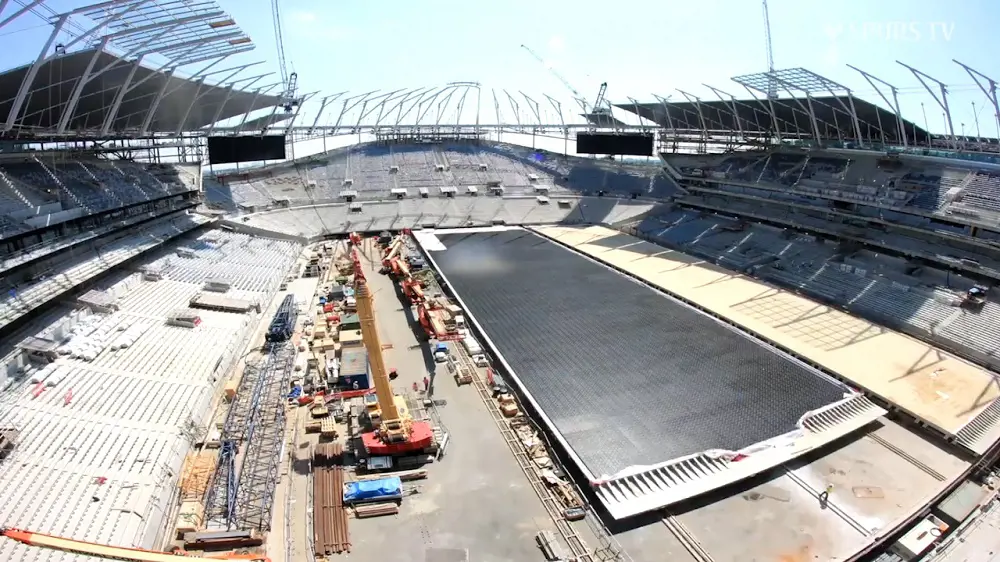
left=608, top=420, right=970, bottom=562
left=789, top=420, right=967, bottom=536
left=313, top=243, right=563, bottom=562
left=610, top=512, right=701, bottom=562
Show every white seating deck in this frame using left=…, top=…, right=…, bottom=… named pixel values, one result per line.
left=235, top=197, right=659, bottom=239
left=0, top=228, right=301, bottom=561
left=0, top=215, right=210, bottom=331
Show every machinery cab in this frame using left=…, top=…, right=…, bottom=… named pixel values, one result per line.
left=433, top=343, right=449, bottom=363
left=963, top=285, right=989, bottom=311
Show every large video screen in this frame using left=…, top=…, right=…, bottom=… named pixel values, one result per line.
left=207, top=135, right=287, bottom=165
left=576, top=132, right=654, bottom=156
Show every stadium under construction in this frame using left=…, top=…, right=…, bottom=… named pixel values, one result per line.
left=0, top=1, right=999, bottom=562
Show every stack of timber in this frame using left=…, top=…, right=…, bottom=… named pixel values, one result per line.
left=314, top=443, right=350, bottom=556
left=354, top=503, right=399, bottom=518
left=179, top=454, right=217, bottom=500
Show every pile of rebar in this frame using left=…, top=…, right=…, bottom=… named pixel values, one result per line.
left=314, top=443, right=350, bottom=556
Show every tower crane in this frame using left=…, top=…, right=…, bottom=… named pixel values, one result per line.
left=762, top=0, right=777, bottom=99
left=349, top=240, right=434, bottom=456
left=520, top=44, right=610, bottom=115
left=271, top=0, right=299, bottom=112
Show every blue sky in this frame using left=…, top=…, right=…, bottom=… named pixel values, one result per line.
left=0, top=0, right=997, bottom=137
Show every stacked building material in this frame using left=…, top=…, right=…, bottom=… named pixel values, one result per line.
left=314, top=443, right=349, bottom=555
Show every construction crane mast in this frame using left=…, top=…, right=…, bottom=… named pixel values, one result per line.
left=271, top=0, right=299, bottom=112
left=520, top=44, right=589, bottom=113
left=592, top=82, right=608, bottom=112
left=762, top=0, right=777, bottom=99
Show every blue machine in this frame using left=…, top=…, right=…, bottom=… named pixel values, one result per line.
left=265, top=295, right=298, bottom=343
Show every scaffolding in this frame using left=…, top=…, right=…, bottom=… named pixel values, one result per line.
left=233, top=342, right=296, bottom=531
left=204, top=341, right=295, bottom=531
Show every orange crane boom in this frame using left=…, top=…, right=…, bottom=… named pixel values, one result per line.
left=1, top=528, right=269, bottom=562
left=350, top=242, right=434, bottom=455
left=354, top=266, right=402, bottom=424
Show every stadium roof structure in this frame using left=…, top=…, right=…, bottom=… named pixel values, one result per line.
left=616, top=68, right=932, bottom=148
left=617, top=65, right=1000, bottom=153
left=0, top=0, right=285, bottom=140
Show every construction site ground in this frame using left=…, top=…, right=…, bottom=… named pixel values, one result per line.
left=269, top=240, right=581, bottom=562
left=412, top=226, right=978, bottom=562
left=609, top=417, right=970, bottom=561
left=254, top=233, right=974, bottom=562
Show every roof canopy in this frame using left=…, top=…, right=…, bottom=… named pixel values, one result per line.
left=0, top=48, right=282, bottom=138
left=0, top=0, right=283, bottom=140
left=617, top=95, right=931, bottom=146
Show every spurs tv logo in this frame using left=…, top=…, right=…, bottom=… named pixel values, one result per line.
left=824, top=21, right=955, bottom=43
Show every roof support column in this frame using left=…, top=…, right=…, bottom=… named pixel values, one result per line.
left=704, top=85, right=745, bottom=141
left=177, top=65, right=255, bottom=135
left=56, top=37, right=111, bottom=133
left=4, top=14, right=68, bottom=132
left=954, top=60, right=1000, bottom=140
left=204, top=73, right=267, bottom=136
left=419, top=87, right=451, bottom=127
left=544, top=94, right=568, bottom=156
left=651, top=94, right=675, bottom=132
left=804, top=94, right=822, bottom=146
left=236, top=84, right=278, bottom=134
left=739, top=86, right=782, bottom=143
left=435, top=88, right=457, bottom=129
left=677, top=90, right=709, bottom=143
left=100, top=55, right=143, bottom=135
left=847, top=65, right=906, bottom=147
left=206, top=86, right=238, bottom=136
left=766, top=76, right=823, bottom=145
left=474, top=84, right=481, bottom=134
left=139, top=69, right=175, bottom=134
left=453, top=87, right=468, bottom=134
left=626, top=97, right=645, bottom=132
left=519, top=91, right=542, bottom=129
left=898, top=61, right=957, bottom=149
left=370, top=90, right=401, bottom=129
left=307, top=94, right=340, bottom=136
left=502, top=90, right=521, bottom=130
left=491, top=90, right=502, bottom=139
left=844, top=93, right=864, bottom=147
left=765, top=96, right=783, bottom=143
left=284, top=91, right=316, bottom=136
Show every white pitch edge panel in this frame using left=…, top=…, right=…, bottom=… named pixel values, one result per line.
left=594, top=395, right=887, bottom=520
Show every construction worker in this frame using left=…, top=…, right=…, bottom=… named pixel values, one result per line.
left=819, top=483, right=834, bottom=507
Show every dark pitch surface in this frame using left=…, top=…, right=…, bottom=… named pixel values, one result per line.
left=429, top=230, right=846, bottom=478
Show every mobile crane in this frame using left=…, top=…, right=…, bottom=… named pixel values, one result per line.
left=351, top=246, right=435, bottom=456
left=1, top=527, right=269, bottom=562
